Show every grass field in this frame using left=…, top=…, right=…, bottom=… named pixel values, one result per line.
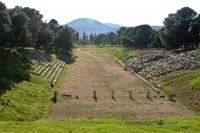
left=0, top=116, right=200, bottom=133
left=78, top=45, right=146, bottom=61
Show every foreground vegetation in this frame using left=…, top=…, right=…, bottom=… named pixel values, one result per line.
left=0, top=1, right=73, bottom=57
left=0, top=50, right=53, bottom=121
left=0, top=116, right=200, bottom=133
left=158, top=69, right=200, bottom=112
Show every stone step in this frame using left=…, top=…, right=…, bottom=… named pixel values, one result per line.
left=36, top=62, right=49, bottom=75
left=51, top=68, right=63, bottom=87
left=41, top=67, right=50, bottom=77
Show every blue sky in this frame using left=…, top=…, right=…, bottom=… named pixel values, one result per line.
left=1, top=0, right=200, bottom=26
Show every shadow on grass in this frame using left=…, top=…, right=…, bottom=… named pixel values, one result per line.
left=66, top=55, right=77, bottom=64
left=41, top=47, right=77, bottom=65
left=58, top=51, right=77, bottom=65
left=0, top=50, right=31, bottom=96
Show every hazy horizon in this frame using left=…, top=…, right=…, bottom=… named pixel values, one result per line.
left=1, top=0, right=200, bottom=26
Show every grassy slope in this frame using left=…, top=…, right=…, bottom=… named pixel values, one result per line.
left=0, top=116, right=200, bottom=133
left=0, top=50, right=52, bottom=121
left=196, top=48, right=200, bottom=61
left=157, top=48, right=200, bottom=112
left=101, top=47, right=143, bottom=61
left=158, top=69, right=200, bottom=112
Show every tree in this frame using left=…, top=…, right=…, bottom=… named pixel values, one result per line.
left=23, top=7, right=43, bottom=46
left=133, top=24, right=152, bottom=48
left=83, top=32, right=86, bottom=45
left=149, top=30, right=163, bottom=48
left=190, top=14, right=200, bottom=48
left=36, top=29, right=52, bottom=49
left=107, top=32, right=115, bottom=45
left=11, top=11, right=29, bottom=49
left=49, top=19, right=58, bottom=25
left=117, top=25, right=152, bottom=48
left=55, top=26, right=73, bottom=53
left=89, top=34, right=94, bottom=44
left=0, top=1, right=12, bottom=49
left=49, top=19, right=59, bottom=35
left=73, top=31, right=79, bottom=43
left=94, top=34, right=106, bottom=45
left=162, top=7, right=197, bottom=49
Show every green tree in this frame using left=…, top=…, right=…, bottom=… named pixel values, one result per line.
left=162, top=7, right=197, bottom=49
left=36, top=28, right=52, bottom=49
left=11, top=11, right=29, bottom=49
left=55, top=26, right=73, bottom=53
left=133, top=24, right=152, bottom=48
left=89, top=34, right=94, bottom=44
left=23, top=7, right=43, bottom=46
left=0, top=1, right=12, bottom=49
left=107, top=32, right=115, bottom=45
left=149, top=30, right=163, bottom=48
left=190, top=14, right=200, bottom=48
left=117, top=25, right=152, bottom=48
left=94, top=34, right=106, bottom=45
left=73, top=31, right=79, bottom=43
left=83, top=32, right=86, bottom=45
left=49, top=19, right=59, bottom=36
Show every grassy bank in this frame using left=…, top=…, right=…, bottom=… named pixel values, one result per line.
left=0, top=116, right=200, bottom=133
left=157, top=69, right=200, bottom=112
left=0, top=50, right=52, bottom=121
left=101, top=47, right=144, bottom=61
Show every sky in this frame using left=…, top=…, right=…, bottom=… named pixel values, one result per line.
left=1, top=0, right=200, bottom=26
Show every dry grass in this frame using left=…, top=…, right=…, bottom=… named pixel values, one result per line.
left=48, top=47, right=191, bottom=120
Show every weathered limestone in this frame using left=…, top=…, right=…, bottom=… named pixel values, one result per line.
left=26, top=51, right=68, bottom=87
left=126, top=51, right=200, bottom=82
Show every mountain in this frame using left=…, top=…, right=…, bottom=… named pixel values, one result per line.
left=67, top=18, right=162, bottom=36
left=67, top=18, right=121, bottom=36
left=151, top=26, right=163, bottom=31
left=104, top=23, right=123, bottom=28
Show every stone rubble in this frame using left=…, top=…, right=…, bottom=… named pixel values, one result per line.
left=126, top=51, right=200, bottom=82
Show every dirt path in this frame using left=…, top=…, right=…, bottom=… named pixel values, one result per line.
left=48, top=47, right=191, bottom=120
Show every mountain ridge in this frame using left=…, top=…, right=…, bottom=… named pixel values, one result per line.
left=67, top=18, right=121, bottom=36
left=67, top=18, right=162, bottom=36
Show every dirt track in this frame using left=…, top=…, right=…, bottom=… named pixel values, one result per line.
left=48, top=48, right=191, bottom=120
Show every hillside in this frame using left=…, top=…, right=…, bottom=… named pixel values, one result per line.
left=67, top=18, right=121, bottom=36
left=104, top=23, right=123, bottom=28
left=0, top=50, right=52, bottom=121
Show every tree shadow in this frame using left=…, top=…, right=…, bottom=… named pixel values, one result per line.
left=0, top=50, right=31, bottom=96
left=59, top=53, right=77, bottom=65
left=66, top=55, right=77, bottom=64
left=41, top=47, right=77, bottom=65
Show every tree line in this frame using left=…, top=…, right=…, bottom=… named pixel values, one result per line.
left=0, top=1, right=74, bottom=59
left=82, top=7, right=200, bottom=50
